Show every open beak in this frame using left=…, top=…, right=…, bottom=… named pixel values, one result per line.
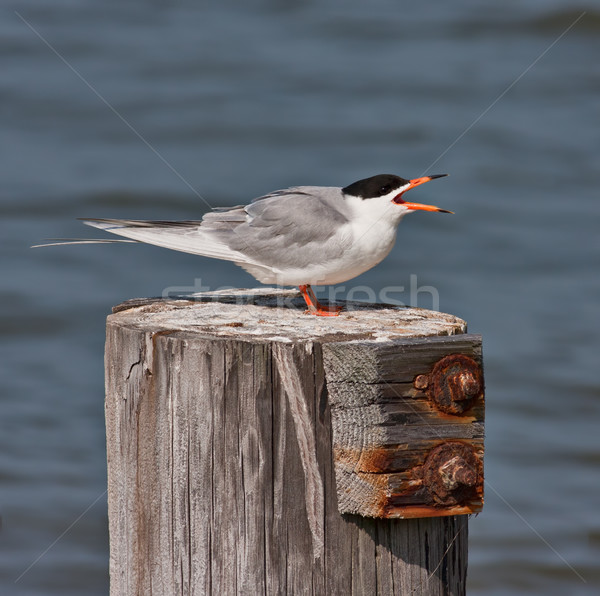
left=393, top=174, right=453, bottom=213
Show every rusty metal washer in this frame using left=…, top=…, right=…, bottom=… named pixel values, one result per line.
left=423, top=442, right=480, bottom=506
left=420, top=353, right=483, bottom=415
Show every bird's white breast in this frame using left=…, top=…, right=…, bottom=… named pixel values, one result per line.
left=331, top=194, right=409, bottom=280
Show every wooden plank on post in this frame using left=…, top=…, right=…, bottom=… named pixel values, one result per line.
left=324, top=335, right=484, bottom=519
left=105, top=289, right=482, bottom=595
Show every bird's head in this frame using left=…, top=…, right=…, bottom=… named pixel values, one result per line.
left=342, top=173, right=452, bottom=218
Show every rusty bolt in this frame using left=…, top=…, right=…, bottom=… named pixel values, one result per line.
left=425, top=354, right=483, bottom=415
left=458, top=372, right=480, bottom=399
left=423, top=442, right=480, bottom=506
left=414, top=374, right=429, bottom=390
left=438, top=456, right=477, bottom=490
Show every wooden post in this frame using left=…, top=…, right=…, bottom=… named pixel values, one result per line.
left=105, top=290, right=484, bottom=596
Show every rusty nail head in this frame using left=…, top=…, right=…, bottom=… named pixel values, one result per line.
left=414, top=374, right=429, bottom=390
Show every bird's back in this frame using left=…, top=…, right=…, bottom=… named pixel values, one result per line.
left=203, top=186, right=352, bottom=271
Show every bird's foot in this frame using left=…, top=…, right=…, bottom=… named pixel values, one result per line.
left=305, top=304, right=344, bottom=317
left=299, top=284, right=343, bottom=316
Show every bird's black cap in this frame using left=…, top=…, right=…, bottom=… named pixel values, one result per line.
left=342, top=174, right=410, bottom=199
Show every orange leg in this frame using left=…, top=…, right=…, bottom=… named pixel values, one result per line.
left=298, top=285, right=343, bottom=316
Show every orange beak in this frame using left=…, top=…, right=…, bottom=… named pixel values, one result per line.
left=393, top=174, right=453, bottom=213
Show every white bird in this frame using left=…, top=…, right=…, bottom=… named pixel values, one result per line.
left=36, top=174, right=451, bottom=316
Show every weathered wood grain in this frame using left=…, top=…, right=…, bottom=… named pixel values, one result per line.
left=323, top=334, right=484, bottom=519
left=105, top=290, right=478, bottom=595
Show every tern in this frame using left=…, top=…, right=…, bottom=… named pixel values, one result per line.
left=37, top=174, right=452, bottom=316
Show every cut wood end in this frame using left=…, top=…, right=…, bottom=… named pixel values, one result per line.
left=109, top=288, right=466, bottom=343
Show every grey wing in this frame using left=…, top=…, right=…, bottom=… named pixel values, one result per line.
left=80, top=215, right=258, bottom=263
left=200, top=205, right=248, bottom=231
left=222, top=187, right=351, bottom=269
left=77, top=187, right=349, bottom=270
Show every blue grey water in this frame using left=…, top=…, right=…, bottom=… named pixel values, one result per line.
left=1, top=1, right=599, bottom=594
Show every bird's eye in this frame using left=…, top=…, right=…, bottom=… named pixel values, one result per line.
left=380, top=185, right=391, bottom=195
